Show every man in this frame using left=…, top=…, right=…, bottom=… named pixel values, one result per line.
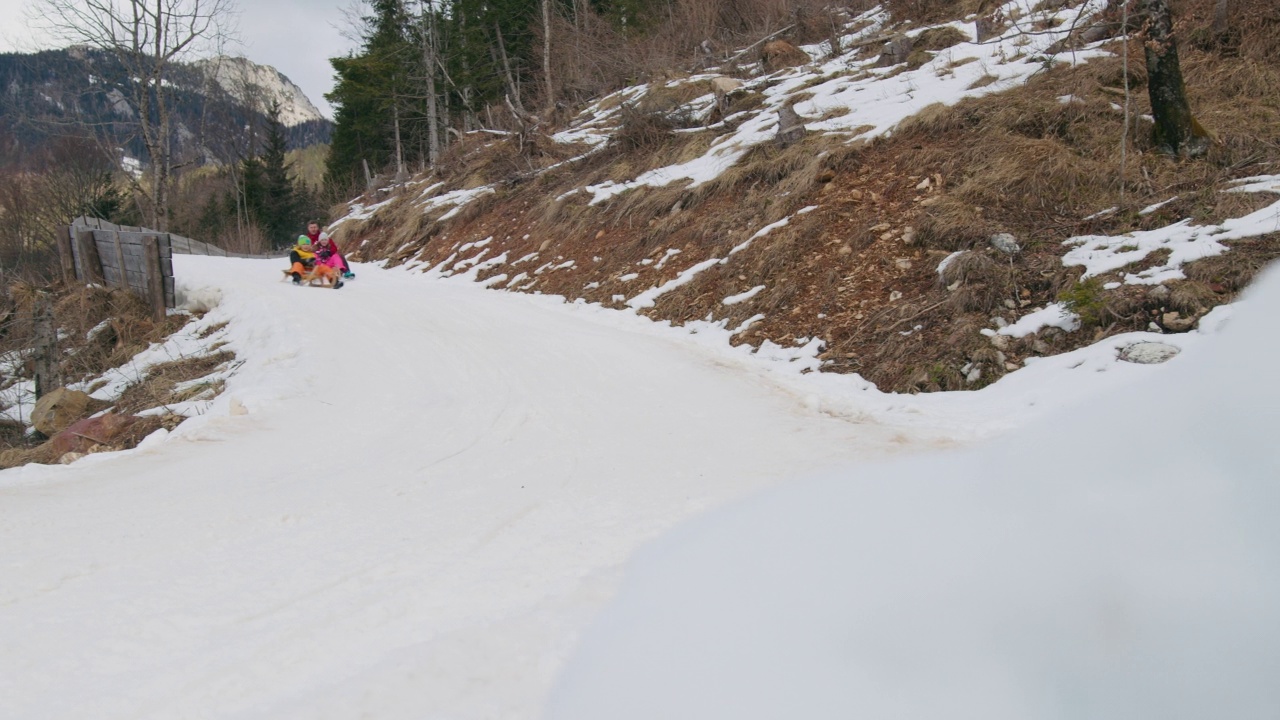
left=304, top=221, right=354, bottom=279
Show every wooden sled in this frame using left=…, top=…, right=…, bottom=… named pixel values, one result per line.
left=282, top=263, right=344, bottom=289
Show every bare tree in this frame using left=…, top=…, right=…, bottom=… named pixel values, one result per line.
left=31, top=0, right=236, bottom=230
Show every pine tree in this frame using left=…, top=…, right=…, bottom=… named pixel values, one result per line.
left=325, top=0, right=417, bottom=191
left=258, top=101, right=300, bottom=247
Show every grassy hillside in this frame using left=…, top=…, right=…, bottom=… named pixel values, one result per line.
left=326, top=0, right=1280, bottom=392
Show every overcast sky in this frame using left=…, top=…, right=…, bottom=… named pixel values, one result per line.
left=0, top=0, right=359, bottom=118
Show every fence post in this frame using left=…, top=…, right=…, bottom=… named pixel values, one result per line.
left=75, top=229, right=104, bottom=285
left=55, top=226, right=75, bottom=282
left=143, top=235, right=167, bottom=322
left=111, top=231, right=129, bottom=290
left=32, top=293, right=58, bottom=399
left=161, top=234, right=175, bottom=309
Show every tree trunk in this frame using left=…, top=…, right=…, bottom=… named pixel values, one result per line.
left=542, top=0, right=554, bottom=113
left=494, top=22, right=523, bottom=113
left=422, top=0, right=440, bottom=167
left=393, top=99, right=407, bottom=181
left=1140, top=0, right=1207, bottom=157
left=156, top=93, right=172, bottom=229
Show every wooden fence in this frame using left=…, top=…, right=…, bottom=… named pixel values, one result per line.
left=56, top=217, right=268, bottom=321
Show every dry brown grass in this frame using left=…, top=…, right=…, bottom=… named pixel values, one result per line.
left=0, top=285, right=192, bottom=390
left=884, top=0, right=999, bottom=24
left=907, top=26, right=970, bottom=68
left=0, top=281, right=225, bottom=466
left=613, top=105, right=680, bottom=153
left=112, top=351, right=234, bottom=416
left=636, top=80, right=712, bottom=117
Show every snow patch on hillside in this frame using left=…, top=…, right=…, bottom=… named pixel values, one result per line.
left=1063, top=186, right=1280, bottom=285
left=560, top=0, right=1108, bottom=206
left=331, top=0, right=1110, bottom=231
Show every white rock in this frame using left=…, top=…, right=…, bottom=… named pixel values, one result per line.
left=1119, top=342, right=1180, bottom=364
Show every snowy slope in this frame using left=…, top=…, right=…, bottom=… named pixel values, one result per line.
left=196, top=56, right=325, bottom=126
left=0, top=257, right=949, bottom=718
left=549, top=269, right=1280, bottom=720
left=0, top=255, right=1270, bottom=718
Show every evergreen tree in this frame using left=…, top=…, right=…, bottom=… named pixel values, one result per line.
left=320, top=0, right=687, bottom=195
left=239, top=154, right=265, bottom=232
left=258, top=101, right=300, bottom=247
left=325, top=0, right=417, bottom=192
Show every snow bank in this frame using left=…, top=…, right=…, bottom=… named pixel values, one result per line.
left=548, top=266, right=1280, bottom=720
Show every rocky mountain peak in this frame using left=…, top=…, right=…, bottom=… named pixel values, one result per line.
left=194, top=56, right=326, bottom=127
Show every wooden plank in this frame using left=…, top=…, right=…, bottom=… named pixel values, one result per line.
left=143, top=236, right=167, bottom=321
left=123, top=231, right=156, bottom=243
left=76, top=229, right=104, bottom=284
left=125, top=268, right=147, bottom=291
left=110, top=231, right=128, bottom=290
left=56, top=226, right=75, bottom=282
